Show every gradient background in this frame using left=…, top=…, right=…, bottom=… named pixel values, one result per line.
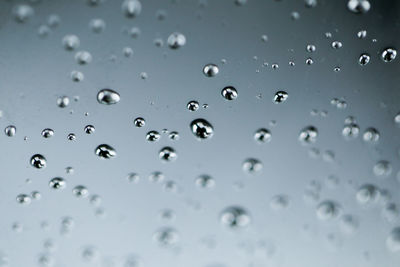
left=0, top=0, right=399, bottom=266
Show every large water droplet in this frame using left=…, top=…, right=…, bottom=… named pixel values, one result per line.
left=167, top=32, right=186, bottom=49
left=122, top=0, right=142, bottom=18
left=220, top=206, right=251, bottom=229
left=298, top=126, right=318, bottom=144
left=30, top=154, right=46, bottom=169
left=347, top=0, right=371, bottom=14
left=221, top=86, right=238, bottom=100
left=49, top=177, right=66, bottom=190
left=190, top=119, right=214, bottom=139
left=203, top=64, right=219, bottom=77
left=159, top=147, right=177, bottom=162
left=97, top=89, right=120, bottom=105
left=95, top=144, right=117, bottom=159
left=381, top=48, right=397, bottom=62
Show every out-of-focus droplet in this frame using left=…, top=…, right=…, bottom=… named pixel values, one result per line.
left=4, top=125, right=16, bottom=137
left=49, top=177, right=66, bottom=190
left=373, top=160, right=392, bottom=177
left=357, top=30, right=367, bottom=38
left=273, top=91, right=288, bottom=103
left=97, top=89, right=120, bottom=105
left=359, top=53, right=370, bottom=65
left=356, top=184, right=380, bottom=204
left=127, top=173, right=140, bottom=183
left=167, top=32, right=186, bottom=49
left=149, top=171, right=164, bottom=183
left=195, top=174, right=215, bottom=189
left=95, top=144, right=117, bottom=159
left=347, top=0, right=371, bottom=14
left=386, top=227, right=400, bottom=252
left=122, top=0, right=142, bottom=18
left=381, top=48, right=397, bottom=62
left=71, top=70, right=84, bottom=82
left=13, top=4, right=34, bottom=23
left=331, top=41, right=343, bottom=49
left=89, top=18, right=106, bottom=33
left=220, top=206, right=251, bottom=229
left=242, top=158, right=263, bottom=174
left=30, top=154, right=46, bottom=169
left=299, top=126, right=318, bottom=144
left=190, top=119, right=214, bottom=139
left=75, top=51, right=92, bottom=65
left=306, top=44, right=316, bottom=52
left=270, top=195, right=290, bottom=210
left=203, top=64, right=219, bottom=77
left=316, top=200, right=341, bottom=220
left=62, top=35, right=80, bottom=51
left=72, top=185, right=89, bottom=198
left=221, top=86, right=238, bottom=100
left=134, top=117, right=145, bottom=127
left=153, top=228, right=179, bottom=246
left=362, top=127, right=379, bottom=143
left=159, top=147, right=177, bottom=162
left=339, top=214, right=359, bottom=234
left=16, top=194, right=31, bottom=205
left=254, top=128, right=271, bottom=143
left=57, top=96, right=70, bottom=108
left=342, top=123, right=360, bottom=139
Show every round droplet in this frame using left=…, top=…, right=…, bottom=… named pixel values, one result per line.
left=381, top=48, right=397, bottom=62
left=159, top=147, right=177, bottom=162
left=195, top=174, right=215, bottom=189
left=49, top=177, right=66, bottom=190
left=362, top=127, right=379, bottom=143
left=306, top=44, right=316, bottom=52
left=331, top=41, right=342, bottom=49
left=190, top=119, right=214, bottom=139
left=269, top=195, right=290, bottom=210
left=134, top=117, right=145, bottom=127
left=221, top=86, right=238, bottom=100
left=273, top=91, right=288, bottom=103
left=97, top=89, right=120, bottom=105
left=359, top=53, right=370, bottom=65
left=220, top=206, right=251, bottom=229
left=89, top=18, right=105, bottom=33
left=168, top=131, right=179, bottom=140
left=30, top=154, right=46, bottom=169
left=299, top=126, right=318, bottom=144
left=357, top=30, right=367, bottom=38
left=149, top=171, right=164, bottom=183
left=72, top=185, right=89, bottom=198
left=387, top=227, right=400, bottom=252
left=167, top=32, right=186, bottom=49
left=146, top=131, right=160, bottom=142
left=62, top=35, right=80, bottom=51
left=242, top=158, right=263, bottom=174
left=67, top=133, right=76, bottom=141
left=122, top=0, right=142, bottom=18
left=203, top=64, right=219, bottom=77
left=127, top=173, right=140, bottom=183
left=342, top=123, right=360, bottom=139
left=75, top=51, right=92, bottom=65
left=41, top=128, right=54, bottom=138
left=153, top=228, right=179, bottom=246
left=4, top=125, right=16, bottom=137
left=84, top=125, right=95, bottom=134
left=57, top=96, right=70, bottom=108
left=187, top=100, right=199, bottom=111
left=95, top=144, right=117, bottom=159
left=71, top=70, right=84, bottom=82
left=373, top=160, right=392, bottom=177
left=316, top=200, right=341, bottom=220
left=347, top=0, right=371, bottom=14
left=356, top=184, right=380, bottom=204
left=16, top=194, right=31, bottom=205
left=254, top=128, right=271, bottom=143
left=13, top=4, right=34, bottom=23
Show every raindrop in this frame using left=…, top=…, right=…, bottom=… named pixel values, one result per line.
left=57, top=96, right=70, bottom=108
left=122, top=0, right=142, bottom=18
left=89, top=18, right=105, bottom=33
left=269, top=195, right=290, bottom=210
left=331, top=41, right=343, bottom=49
left=134, top=117, right=145, bottom=127
left=306, top=44, right=316, bottom=52
left=254, top=128, right=271, bottom=143
left=16, top=194, right=31, bottom=205
left=49, top=177, right=66, bottom=190
left=146, top=131, right=160, bottom=142
left=373, top=160, right=392, bottom=177
left=356, top=184, right=380, bottom=204
left=167, top=32, right=186, bottom=49
left=347, top=0, right=371, bottom=14
left=242, top=158, right=263, bottom=174
left=159, top=147, right=177, bottom=162
left=386, top=227, right=400, bottom=252
left=67, top=133, right=76, bottom=141
left=220, top=206, right=251, bottom=229
left=149, top=171, right=164, bottom=183
left=75, top=51, right=92, bottom=65
left=95, top=144, right=116, bottom=159
left=187, top=101, right=199, bottom=111
left=13, top=4, right=34, bottom=23
left=299, top=126, right=318, bottom=144
left=357, top=30, right=367, bottom=39
left=195, top=175, right=215, bottom=189
left=62, top=35, right=80, bottom=51
left=84, top=125, right=95, bottom=134
left=221, top=86, right=238, bottom=100
left=342, top=123, right=360, bottom=139
left=359, top=53, right=370, bottom=65
left=30, top=154, right=46, bottom=169
left=153, top=228, right=179, bottom=246
left=381, top=48, right=397, bottom=62
left=71, top=70, right=84, bottom=82
left=203, top=64, right=219, bottom=77
left=97, top=89, right=120, bottom=105
left=316, top=200, right=341, bottom=220
left=273, top=91, right=288, bottom=103
left=41, top=128, right=54, bottom=138
left=190, top=119, right=214, bottom=139
left=4, top=126, right=16, bottom=137
left=127, top=173, right=140, bottom=183
left=362, top=127, right=379, bottom=143
left=339, top=215, right=359, bottom=234
left=168, top=131, right=179, bottom=140
left=72, top=185, right=89, bottom=198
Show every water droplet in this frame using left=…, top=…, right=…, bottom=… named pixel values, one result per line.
left=298, top=126, right=318, bottom=144
left=273, top=91, right=288, bottom=103
left=16, top=194, right=31, bottom=205
left=347, top=0, right=371, bottom=14
left=95, top=144, right=116, bottom=159
left=195, top=174, right=215, bottom=189
left=359, top=53, right=370, bottom=65
left=4, top=125, right=16, bottom=137
left=122, top=0, right=142, bottom=18
left=145, top=131, right=160, bottom=142
left=71, top=70, right=84, bottom=82
left=153, top=228, right=179, bottom=246
left=187, top=100, right=199, bottom=111
left=31, top=191, right=41, bottom=200
left=57, top=96, right=70, bottom=108
left=342, top=123, right=360, bottom=139
left=89, top=18, right=105, bottom=33
left=67, top=133, right=76, bottom=141
left=381, top=48, right=397, bottom=62
left=373, top=160, right=392, bottom=177
left=331, top=41, right=343, bottom=49
left=220, top=206, right=251, bottom=229
left=30, top=154, right=46, bottom=169
left=190, top=119, right=214, bottom=139
left=134, top=117, right=145, bottom=127
left=167, top=32, right=186, bottom=49
left=203, top=64, right=219, bottom=77
left=362, top=127, right=379, bottom=143
left=84, top=125, right=95, bottom=134
left=386, top=227, right=400, bottom=252
left=305, top=58, right=314, bottom=65
left=149, top=171, right=164, bottom=183
left=62, top=35, right=80, bottom=51
left=13, top=4, right=34, bottom=23
left=127, top=173, right=140, bottom=183
left=221, top=86, right=238, bottom=100
left=159, top=147, right=177, bottom=162
left=254, top=128, right=271, bottom=143
left=356, top=184, right=380, bottom=204
left=242, top=158, right=263, bottom=174
left=97, top=89, right=120, bottom=105
left=75, top=51, right=92, bottom=65
left=269, top=195, right=290, bottom=210
left=123, top=47, right=134, bottom=57
left=339, top=214, right=359, bottom=234
left=316, top=200, right=341, bottom=220
left=72, top=185, right=89, bottom=198
left=394, top=113, right=400, bottom=125
left=168, top=131, right=179, bottom=140
left=49, top=177, right=66, bottom=190
left=306, top=44, right=316, bottom=52
left=357, top=29, right=367, bottom=38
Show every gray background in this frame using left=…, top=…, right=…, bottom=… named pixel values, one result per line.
left=0, top=0, right=399, bottom=266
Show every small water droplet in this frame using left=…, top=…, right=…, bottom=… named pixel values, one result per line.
left=220, top=206, right=251, bottom=229
left=30, top=154, right=46, bottom=169
left=49, top=177, right=66, bottom=190
left=167, top=32, right=186, bottom=49
left=273, top=91, right=288, bottom=103
left=221, top=86, right=238, bottom=100
left=97, top=89, right=120, bottom=105
left=203, top=64, right=219, bottom=77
